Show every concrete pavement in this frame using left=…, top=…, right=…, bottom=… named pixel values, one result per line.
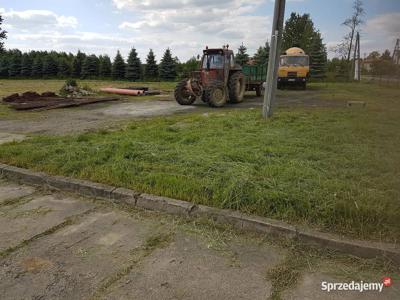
left=0, top=179, right=398, bottom=300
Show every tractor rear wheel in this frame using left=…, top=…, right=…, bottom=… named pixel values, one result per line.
left=174, top=80, right=196, bottom=105
left=228, top=72, right=245, bottom=103
left=204, top=82, right=227, bottom=108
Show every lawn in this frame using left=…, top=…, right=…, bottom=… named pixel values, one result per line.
left=0, top=81, right=399, bottom=242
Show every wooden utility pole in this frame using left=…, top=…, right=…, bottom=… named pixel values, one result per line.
left=263, top=0, right=286, bottom=119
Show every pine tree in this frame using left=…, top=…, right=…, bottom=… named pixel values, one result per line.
left=236, top=43, right=249, bottom=66
left=81, top=54, right=100, bottom=78
left=99, top=55, right=112, bottom=78
left=282, top=12, right=327, bottom=78
left=310, top=32, right=327, bottom=79
left=126, top=47, right=142, bottom=81
left=381, top=50, right=391, bottom=61
left=31, top=56, right=43, bottom=77
left=145, top=49, right=158, bottom=80
left=0, top=14, right=7, bottom=52
left=8, top=50, right=22, bottom=77
left=282, top=13, right=316, bottom=54
left=0, top=54, right=9, bottom=77
left=72, top=50, right=86, bottom=78
left=20, top=53, right=32, bottom=77
left=58, top=58, right=71, bottom=78
left=253, top=42, right=270, bottom=65
left=159, top=48, right=176, bottom=81
left=112, top=50, right=126, bottom=80
left=42, top=54, right=58, bottom=77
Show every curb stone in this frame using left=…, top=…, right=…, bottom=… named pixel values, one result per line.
left=0, top=163, right=399, bottom=265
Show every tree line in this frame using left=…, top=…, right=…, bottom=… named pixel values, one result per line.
left=0, top=47, right=182, bottom=81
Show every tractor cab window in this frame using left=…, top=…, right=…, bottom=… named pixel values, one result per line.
left=229, top=54, right=235, bottom=67
left=280, top=56, right=309, bottom=67
left=202, top=54, right=224, bottom=69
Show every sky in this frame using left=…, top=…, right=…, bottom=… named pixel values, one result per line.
left=0, top=0, right=399, bottom=62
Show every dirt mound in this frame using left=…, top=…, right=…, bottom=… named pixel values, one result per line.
left=41, top=92, right=57, bottom=97
left=22, top=91, right=41, bottom=99
left=2, top=93, right=20, bottom=103
left=3, top=91, right=58, bottom=103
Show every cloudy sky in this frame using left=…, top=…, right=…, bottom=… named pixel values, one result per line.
left=1, top=0, right=399, bottom=61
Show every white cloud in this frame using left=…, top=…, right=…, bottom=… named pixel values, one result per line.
left=113, top=0, right=270, bottom=60
left=0, top=8, right=131, bottom=57
left=365, top=13, right=400, bottom=40
left=1, top=9, right=78, bottom=30
left=8, top=31, right=133, bottom=55
left=1, top=3, right=271, bottom=61
left=363, top=13, right=400, bottom=54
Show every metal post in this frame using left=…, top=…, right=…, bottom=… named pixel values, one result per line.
left=263, top=0, right=286, bottom=119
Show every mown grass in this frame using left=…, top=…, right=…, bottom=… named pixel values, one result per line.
left=0, top=81, right=399, bottom=241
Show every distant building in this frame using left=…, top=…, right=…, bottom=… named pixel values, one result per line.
left=362, top=59, right=374, bottom=72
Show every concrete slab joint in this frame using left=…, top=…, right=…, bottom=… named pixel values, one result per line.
left=0, top=162, right=399, bottom=265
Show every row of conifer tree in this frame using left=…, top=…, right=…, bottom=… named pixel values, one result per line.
left=0, top=47, right=179, bottom=81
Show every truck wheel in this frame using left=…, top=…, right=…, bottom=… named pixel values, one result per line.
left=301, top=82, right=307, bottom=90
left=204, top=82, right=227, bottom=108
left=174, top=80, right=196, bottom=105
left=228, top=72, right=245, bottom=103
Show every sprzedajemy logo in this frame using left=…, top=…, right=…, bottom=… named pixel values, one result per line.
left=321, top=277, right=392, bottom=293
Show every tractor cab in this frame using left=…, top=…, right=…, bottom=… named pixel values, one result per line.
left=200, top=46, right=237, bottom=86
left=201, top=47, right=235, bottom=69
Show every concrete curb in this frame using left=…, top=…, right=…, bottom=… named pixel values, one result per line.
left=0, top=163, right=399, bottom=265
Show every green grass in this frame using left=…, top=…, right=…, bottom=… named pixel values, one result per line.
left=0, top=81, right=399, bottom=241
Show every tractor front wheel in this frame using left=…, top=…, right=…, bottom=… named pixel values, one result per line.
left=174, top=80, right=196, bottom=105
left=228, top=72, right=245, bottom=103
left=204, top=83, right=227, bottom=108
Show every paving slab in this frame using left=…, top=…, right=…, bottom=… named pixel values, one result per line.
left=0, top=180, right=36, bottom=204
left=0, top=209, right=156, bottom=300
left=103, top=231, right=282, bottom=300
left=0, top=193, right=94, bottom=252
left=283, top=272, right=400, bottom=300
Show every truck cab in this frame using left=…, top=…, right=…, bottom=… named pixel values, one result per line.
left=278, top=47, right=309, bottom=89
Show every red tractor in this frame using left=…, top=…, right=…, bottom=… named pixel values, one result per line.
left=174, top=45, right=246, bottom=107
